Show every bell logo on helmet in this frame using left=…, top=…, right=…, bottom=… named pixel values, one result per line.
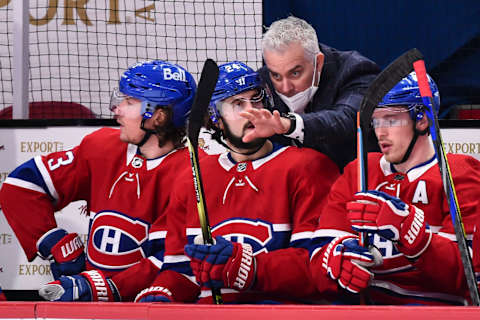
left=163, top=67, right=186, bottom=82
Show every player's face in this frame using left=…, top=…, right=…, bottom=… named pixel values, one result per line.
left=264, top=42, right=322, bottom=97
left=372, top=107, right=414, bottom=163
left=113, top=97, right=145, bottom=143
left=219, top=89, right=267, bottom=150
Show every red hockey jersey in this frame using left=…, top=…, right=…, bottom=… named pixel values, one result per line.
left=156, top=144, right=340, bottom=303
left=0, top=128, right=194, bottom=300
left=310, top=152, right=480, bottom=305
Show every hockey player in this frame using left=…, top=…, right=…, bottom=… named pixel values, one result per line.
left=309, top=72, right=480, bottom=305
left=0, top=60, right=197, bottom=301
left=133, top=61, right=340, bottom=304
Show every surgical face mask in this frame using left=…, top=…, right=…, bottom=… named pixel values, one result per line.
left=277, top=55, right=320, bottom=113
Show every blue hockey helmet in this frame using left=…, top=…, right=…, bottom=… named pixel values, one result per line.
left=209, top=61, right=270, bottom=122
left=378, top=71, right=440, bottom=121
left=115, top=60, right=196, bottom=128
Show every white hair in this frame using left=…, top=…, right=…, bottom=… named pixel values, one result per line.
left=262, top=16, right=320, bottom=59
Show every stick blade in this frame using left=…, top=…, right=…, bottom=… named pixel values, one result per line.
left=187, top=59, right=219, bottom=149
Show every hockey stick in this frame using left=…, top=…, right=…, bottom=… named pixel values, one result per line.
left=186, top=58, right=223, bottom=304
left=413, top=60, right=480, bottom=306
left=358, top=48, right=423, bottom=244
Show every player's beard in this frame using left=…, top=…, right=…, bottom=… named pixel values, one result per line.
left=222, top=120, right=266, bottom=152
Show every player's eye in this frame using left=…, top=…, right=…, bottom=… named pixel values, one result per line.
left=270, top=72, right=281, bottom=81
left=389, top=119, right=402, bottom=126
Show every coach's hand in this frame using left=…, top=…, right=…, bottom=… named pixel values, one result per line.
left=347, top=190, right=432, bottom=258
left=185, top=235, right=256, bottom=291
left=38, top=270, right=120, bottom=302
left=37, top=228, right=85, bottom=279
left=240, top=109, right=291, bottom=142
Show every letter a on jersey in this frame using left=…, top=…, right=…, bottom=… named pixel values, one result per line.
left=412, top=180, right=429, bottom=204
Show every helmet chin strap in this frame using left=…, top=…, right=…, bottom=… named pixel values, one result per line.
left=136, top=118, right=157, bottom=147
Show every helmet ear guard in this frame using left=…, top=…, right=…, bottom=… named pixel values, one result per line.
left=141, top=101, right=156, bottom=119
left=208, top=105, right=221, bottom=125
left=415, top=107, right=424, bottom=121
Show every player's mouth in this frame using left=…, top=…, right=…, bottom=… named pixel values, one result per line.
left=379, top=141, right=392, bottom=153
left=244, top=122, right=255, bottom=131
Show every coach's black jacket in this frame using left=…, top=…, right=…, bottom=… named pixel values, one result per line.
left=259, top=43, right=380, bottom=171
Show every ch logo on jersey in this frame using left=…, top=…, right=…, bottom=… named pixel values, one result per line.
left=370, top=233, right=401, bottom=259
left=87, top=211, right=149, bottom=270
left=369, top=234, right=413, bottom=274
left=212, top=219, right=277, bottom=255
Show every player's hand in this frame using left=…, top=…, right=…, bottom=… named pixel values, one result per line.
left=184, top=235, right=256, bottom=291
left=134, top=286, right=172, bottom=303
left=316, top=235, right=381, bottom=294
left=239, top=109, right=290, bottom=142
left=37, top=228, right=85, bottom=279
left=38, top=270, right=120, bottom=302
left=347, top=190, right=432, bottom=258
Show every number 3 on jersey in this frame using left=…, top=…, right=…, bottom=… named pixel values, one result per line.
left=48, top=151, right=74, bottom=171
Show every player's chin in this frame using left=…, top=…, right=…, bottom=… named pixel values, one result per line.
left=119, top=132, right=140, bottom=144
left=118, top=134, right=129, bottom=143
left=384, top=153, right=401, bottom=164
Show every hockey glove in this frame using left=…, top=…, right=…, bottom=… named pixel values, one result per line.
left=347, top=190, right=432, bottom=258
left=320, top=235, right=380, bottom=294
left=184, top=235, right=256, bottom=291
left=37, top=228, right=85, bottom=279
left=134, top=286, right=173, bottom=303
left=38, top=270, right=120, bottom=302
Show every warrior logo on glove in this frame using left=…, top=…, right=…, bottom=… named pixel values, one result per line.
left=184, top=235, right=256, bottom=292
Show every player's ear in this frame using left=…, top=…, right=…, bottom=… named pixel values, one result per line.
left=416, top=112, right=429, bottom=131
left=315, top=52, right=325, bottom=72
left=217, top=118, right=225, bottom=131
left=152, top=108, right=169, bottom=127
